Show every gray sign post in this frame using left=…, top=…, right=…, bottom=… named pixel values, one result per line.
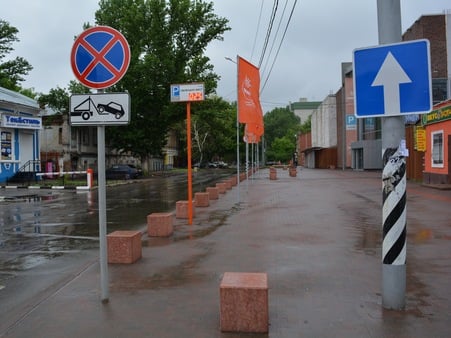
left=377, top=0, right=405, bottom=310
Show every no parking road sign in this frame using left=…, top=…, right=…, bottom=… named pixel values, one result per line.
left=71, top=26, right=130, bottom=89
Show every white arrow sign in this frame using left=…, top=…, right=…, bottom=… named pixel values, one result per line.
left=353, top=40, right=431, bottom=118
left=371, top=52, right=412, bottom=116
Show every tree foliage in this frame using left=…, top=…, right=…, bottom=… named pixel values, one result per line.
left=192, top=96, right=236, bottom=163
left=263, top=106, right=300, bottom=161
left=93, top=0, right=230, bottom=159
left=267, top=136, right=295, bottom=163
left=174, top=96, right=236, bottom=165
left=38, top=80, right=90, bottom=114
left=0, top=20, right=32, bottom=91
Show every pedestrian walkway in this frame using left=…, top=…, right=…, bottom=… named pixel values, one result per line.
left=1, top=168, right=450, bottom=337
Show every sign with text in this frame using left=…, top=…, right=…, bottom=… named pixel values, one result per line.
left=170, top=83, right=205, bottom=102
left=2, top=115, right=42, bottom=130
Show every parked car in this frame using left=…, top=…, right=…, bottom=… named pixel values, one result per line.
left=106, top=164, right=139, bottom=180
left=216, top=161, right=228, bottom=168
left=127, top=164, right=143, bottom=177
left=192, top=162, right=206, bottom=169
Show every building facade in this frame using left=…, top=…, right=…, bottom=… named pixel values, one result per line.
left=336, top=62, right=358, bottom=169
left=403, top=13, right=451, bottom=184
left=0, top=87, right=42, bottom=182
left=421, top=99, right=451, bottom=184
left=303, top=94, right=337, bottom=169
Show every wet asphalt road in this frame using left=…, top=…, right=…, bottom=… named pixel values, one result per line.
left=0, top=169, right=234, bottom=272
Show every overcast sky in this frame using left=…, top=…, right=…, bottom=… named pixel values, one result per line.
left=2, top=0, right=450, bottom=113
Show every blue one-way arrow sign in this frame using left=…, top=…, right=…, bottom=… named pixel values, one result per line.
left=353, top=39, right=432, bottom=118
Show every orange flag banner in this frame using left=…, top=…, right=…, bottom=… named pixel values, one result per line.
left=245, top=122, right=264, bottom=140
left=238, top=56, right=264, bottom=125
left=244, top=124, right=261, bottom=144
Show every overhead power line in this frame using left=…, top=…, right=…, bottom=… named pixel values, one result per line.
left=258, top=0, right=279, bottom=68
left=261, top=0, right=298, bottom=94
left=251, top=0, right=265, bottom=61
left=261, top=0, right=289, bottom=76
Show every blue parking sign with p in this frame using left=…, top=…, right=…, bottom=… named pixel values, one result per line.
left=172, top=85, right=180, bottom=97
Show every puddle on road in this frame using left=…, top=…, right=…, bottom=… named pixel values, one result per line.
left=142, top=206, right=238, bottom=247
left=111, top=245, right=214, bottom=291
left=0, top=193, right=60, bottom=203
left=342, top=207, right=381, bottom=256
left=0, top=236, right=98, bottom=271
left=1, top=252, right=63, bottom=271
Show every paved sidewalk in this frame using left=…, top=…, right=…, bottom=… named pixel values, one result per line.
left=1, top=168, right=450, bottom=337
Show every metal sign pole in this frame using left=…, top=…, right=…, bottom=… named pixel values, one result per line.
left=97, top=124, right=109, bottom=302
left=377, top=0, right=406, bottom=310
left=187, top=102, right=193, bottom=225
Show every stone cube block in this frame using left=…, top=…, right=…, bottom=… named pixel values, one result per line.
left=176, top=200, right=195, bottom=219
left=220, top=272, right=268, bottom=333
left=147, top=212, right=173, bottom=237
left=107, top=230, right=142, bottom=264
left=194, top=192, right=210, bottom=207
left=216, top=182, right=227, bottom=194
left=206, top=187, right=219, bottom=200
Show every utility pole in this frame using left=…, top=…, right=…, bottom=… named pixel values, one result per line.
left=377, top=0, right=406, bottom=310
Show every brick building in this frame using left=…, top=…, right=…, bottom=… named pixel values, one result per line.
left=402, top=12, right=451, bottom=184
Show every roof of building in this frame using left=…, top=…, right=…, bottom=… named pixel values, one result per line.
left=0, top=86, right=40, bottom=110
left=289, top=101, right=322, bottom=111
left=433, top=98, right=451, bottom=109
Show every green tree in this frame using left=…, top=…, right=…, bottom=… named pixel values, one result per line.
left=192, top=96, right=236, bottom=163
left=0, top=20, right=32, bottom=91
left=173, top=96, right=236, bottom=166
left=263, top=106, right=300, bottom=161
left=38, top=81, right=90, bottom=114
left=300, top=114, right=311, bottom=133
left=94, top=0, right=230, bottom=161
left=267, top=135, right=295, bottom=163
left=263, top=107, right=300, bottom=145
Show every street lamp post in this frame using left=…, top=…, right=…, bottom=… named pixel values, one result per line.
left=225, top=56, right=240, bottom=205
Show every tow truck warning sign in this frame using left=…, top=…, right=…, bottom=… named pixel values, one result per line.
left=69, top=92, right=130, bottom=126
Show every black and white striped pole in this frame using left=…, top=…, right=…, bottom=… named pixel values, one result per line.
left=382, top=142, right=407, bottom=309
left=377, top=0, right=406, bottom=309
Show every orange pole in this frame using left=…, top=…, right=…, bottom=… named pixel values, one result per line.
left=187, top=102, right=193, bottom=225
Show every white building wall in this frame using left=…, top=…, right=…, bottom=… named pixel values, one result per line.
left=311, top=95, right=337, bottom=148
left=293, top=108, right=315, bottom=125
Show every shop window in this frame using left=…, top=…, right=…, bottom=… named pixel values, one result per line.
left=431, top=130, right=444, bottom=168
left=1, top=130, right=13, bottom=161
left=362, top=117, right=381, bottom=140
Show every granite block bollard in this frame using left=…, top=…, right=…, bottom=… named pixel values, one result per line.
left=176, top=200, right=195, bottom=219
left=216, top=182, right=227, bottom=194
left=206, top=186, right=219, bottom=200
left=220, top=272, right=269, bottom=333
left=147, top=212, right=173, bottom=237
left=194, top=192, right=210, bottom=207
left=107, top=230, right=142, bottom=264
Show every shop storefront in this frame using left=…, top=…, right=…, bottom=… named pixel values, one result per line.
left=422, top=99, right=451, bottom=184
left=0, top=87, right=42, bottom=182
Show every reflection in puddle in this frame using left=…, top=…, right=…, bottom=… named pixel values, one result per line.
left=413, top=229, right=433, bottom=243
left=0, top=171, right=235, bottom=272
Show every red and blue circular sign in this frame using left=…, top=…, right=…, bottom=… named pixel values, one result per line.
left=71, top=26, right=130, bottom=89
